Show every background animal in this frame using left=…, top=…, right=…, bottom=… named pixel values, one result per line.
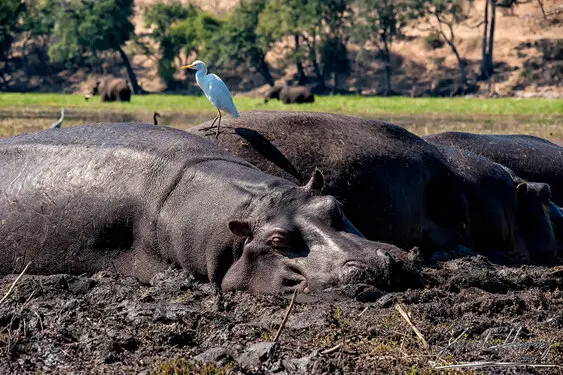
left=190, top=111, right=467, bottom=254
left=424, top=132, right=563, bottom=205
left=49, top=108, right=64, bottom=129
left=264, top=85, right=315, bottom=104
left=84, top=78, right=132, bottom=102
left=429, top=143, right=559, bottom=263
left=0, top=123, right=420, bottom=294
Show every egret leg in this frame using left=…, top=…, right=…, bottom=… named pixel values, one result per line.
left=215, top=110, right=222, bottom=139
left=198, top=114, right=219, bottom=133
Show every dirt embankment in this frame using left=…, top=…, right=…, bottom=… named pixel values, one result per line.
left=1, top=253, right=562, bottom=374
left=2, top=0, right=561, bottom=98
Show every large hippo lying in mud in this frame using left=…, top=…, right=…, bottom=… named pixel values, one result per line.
left=428, top=143, right=559, bottom=263
left=424, top=132, right=563, bottom=205
left=0, top=124, right=420, bottom=294
left=85, top=78, right=132, bottom=102
left=190, top=111, right=468, bottom=253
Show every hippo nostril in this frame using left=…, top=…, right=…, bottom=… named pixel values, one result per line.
left=282, top=277, right=304, bottom=288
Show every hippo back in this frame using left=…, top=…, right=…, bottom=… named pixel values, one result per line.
left=190, top=111, right=467, bottom=252
left=424, top=132, right=563, bottom=205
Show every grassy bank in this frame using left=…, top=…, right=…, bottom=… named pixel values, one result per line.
left=1, top=93, right=562, bottom=116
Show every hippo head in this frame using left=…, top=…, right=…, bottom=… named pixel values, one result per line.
left=516, top=182, right=559, bottom=263
left=264, top=86, right=282, bottom=103
left=221, top=169, right=421, bottom=294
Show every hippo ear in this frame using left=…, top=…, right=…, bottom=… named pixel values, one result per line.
left=539, top=184, right=552, bottom=205
left=304, top=168, right=324, bottom=192
left=229, top=220, right=252, bottom=237
left=516, top=182, right=528, bottom=202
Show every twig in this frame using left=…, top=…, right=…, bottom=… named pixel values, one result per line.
left=435, top=362, right=561, bottom=370
left=358, top=306, right=369, bottom=317
left=321, top=342, right=343, bottom=355
left=0, top=262, right=31, bottom=305
left=395, top=304, right=429, bottom=349
left=438, top=328, right=468, bottom=357
left=273, top=288, right=298, bottom=342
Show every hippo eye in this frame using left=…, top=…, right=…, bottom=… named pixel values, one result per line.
left=267, top=230, right=292, bottom=251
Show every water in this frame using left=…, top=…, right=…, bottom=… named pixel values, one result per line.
left=1, top=109, right=562, bottom=143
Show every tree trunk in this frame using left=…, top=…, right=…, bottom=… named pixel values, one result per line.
left=382, top=39, right=392, bottom=96
left=294, top=34, right=306, bottom=84
left=480, top=0, right=490, bottom=79
left=117, top=45, right=142, bottom=94
left=257, top=57, right=274, bottom=86
left=537, top=0, right=547, bottom=19
left=486, top=0, right=497, bottom=76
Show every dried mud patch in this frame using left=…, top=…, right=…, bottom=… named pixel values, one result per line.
left=1, top=258, right=562, bottom=374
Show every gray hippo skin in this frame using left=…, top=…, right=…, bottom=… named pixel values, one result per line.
left=424, top=132, right=563, bottom=205
left=429, top=143, right=559, bottom=263
left=264, top=86, right=315, bottom=104
left=190, top=111, right=468, bottom=253
left=0, top=123, right=419, bottom=294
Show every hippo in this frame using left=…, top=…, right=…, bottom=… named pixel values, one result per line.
left=0, top=123, right=420, bottom=294
left=423, top=132, right=563, bottom=205
left=265, top=85, right=315, bottom=104
left=85, top=78, right=132, bottom=102
left=189, top=111, right=468, bottom=253
left=428, top=143, right=559, bottom=263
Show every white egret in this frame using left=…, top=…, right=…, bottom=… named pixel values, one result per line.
left=182, top=60, right=239, bottom=138
left=49, top=108, right=65, bottom=129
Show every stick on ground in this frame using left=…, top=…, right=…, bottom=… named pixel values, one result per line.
left=395, top=303, right=429, bottom=349
left=0, top=262, right=32, bottom=305
left=274, top=288, right=299, bottom=342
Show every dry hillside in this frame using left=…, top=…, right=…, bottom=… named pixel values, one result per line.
left=4, top=0, right=563, bottom=97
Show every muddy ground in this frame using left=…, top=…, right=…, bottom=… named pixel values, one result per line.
left=1, top=253, right=562, bottom=374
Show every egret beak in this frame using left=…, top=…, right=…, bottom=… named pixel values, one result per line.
left=181, top=63, right=195, bottom=70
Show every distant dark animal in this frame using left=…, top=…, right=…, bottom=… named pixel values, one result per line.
left=190, top=111, right=468, bottom=254
left=265, top=85, right=315, bottom=104
left=85, top=78, right=132, bottom=102
left=153, top=112, right=160, bottom=126
left=0, top=123, right=420, bottom=294
left=49, top=108, right=65, bottom=129
left=429, top=143, right=559, bottom=263
left=424, top=132, right=563, bottom=206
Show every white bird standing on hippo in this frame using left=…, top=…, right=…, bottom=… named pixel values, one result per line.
left=182, top=60, right=240, bottom=138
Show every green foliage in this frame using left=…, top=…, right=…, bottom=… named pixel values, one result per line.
left=49, top=0, right=135, bottom=62
left=144, top=2, right=221, bottom=87
left=257, top=0, right=351, bottom=85
left=0, top=0, right=26, bottom=61
left=21, top=0, right=56, bottom=39
left=321, top=37, right=350, bottom=76
left=352, top=0, right=410, bottom=52
left=206, top=0, right=273, bottom=85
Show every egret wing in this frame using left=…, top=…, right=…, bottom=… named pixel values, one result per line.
left=207, top=74, right=239, bottom=116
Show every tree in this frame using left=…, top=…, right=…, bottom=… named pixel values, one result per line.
left=49, top=0, right=142, bottom=94
left=210, top=0, right=274, bottom=86
left=0, top=0, right=25, bottom=63
left=257, top=0, right=351, bottom=89
left=145, top=2, right=222, bottom=89
left=352, top=0, right=410, bottom=95
left=480, top=0, right=497, bottom=79
left=414, top=0, right=473, bottom=94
